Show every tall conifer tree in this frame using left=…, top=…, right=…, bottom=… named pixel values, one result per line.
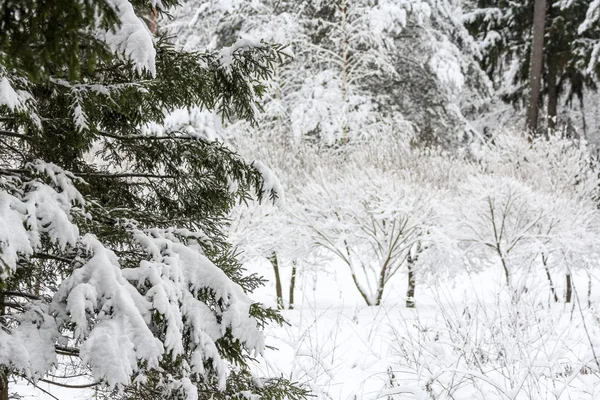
left=0, top=1, right=307, bottom=399
left=465, top=0, right=600, bottom=133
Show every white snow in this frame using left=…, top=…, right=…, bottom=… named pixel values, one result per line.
left=100, top=0, right=157, bottom=76
left=0, top=77, right=23, bottom=110
left=253, top=160, right=285, bottom=207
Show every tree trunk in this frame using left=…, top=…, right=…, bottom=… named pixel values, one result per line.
left=0, top=291, right=8, bottom=400
left=375, top=261, right=387, bottom=306
left=580, top=95, right=587, bottom=140
left=565, top=273, right=572, bottom=303
left=406, top=258, right=416, bottom=309
left=352, top=272, right=374, bottom=306
left=0, top=372, right=7, bottom=400
left=496, top=247, right=511, bottom=288
left=587, top=269, right=593, bottom=308
left=344, top=240, right=374, bottom=306
left=289, top=261, right=297, bottom=310
left=546, top=56, right=558, bottom=135
left=268, top=252, right=284, bottom=309
left=542, top=254, right=559, bottom=302
left=340, top=0, right=349, bottom=144
left=526, top=0, right=547, bottom=135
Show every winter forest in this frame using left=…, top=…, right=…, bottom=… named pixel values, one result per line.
left=1, top=0, right=600, bottom=399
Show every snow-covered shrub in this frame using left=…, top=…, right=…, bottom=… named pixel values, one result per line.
left=463, top=130, right=600, bottom=299
left=453, top=174, right=545, bottom=289
left=299, top=155, right=444, bottom=306
left=388, top=289, right=600, bottom=400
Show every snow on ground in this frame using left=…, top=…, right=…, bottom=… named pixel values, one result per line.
left=13, top=383, right=95, bottom=400
left=248, top=258, right=600, bottom=400
left=14, top=257, right=600, bottom=399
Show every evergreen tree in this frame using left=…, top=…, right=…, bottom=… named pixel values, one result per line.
left=378, top=0, right=491, bottom=146
left=0, top=1, right=307, bottom=399
left=464, top=0, right=600, bottom=134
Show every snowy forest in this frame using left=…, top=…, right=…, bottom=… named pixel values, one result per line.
left=1, top=0, right=600, bottom=399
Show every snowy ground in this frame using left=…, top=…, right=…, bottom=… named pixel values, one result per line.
left=14, top=259, right=600, bottom=400
left=249, top=259, right=600, bottom=400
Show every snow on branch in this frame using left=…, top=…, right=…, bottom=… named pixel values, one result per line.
left=100, top=0, right=157, bottom=76
left=253, top=160, right=285, bottom=207
left=0, top=161, right=85, bottom=278
left=218, top=38, right=266, bottom=71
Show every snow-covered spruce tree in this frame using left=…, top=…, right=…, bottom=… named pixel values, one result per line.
left=464, top=0, right=600, bottom=134
left=373, top=0, right=492, bottom=146
left=0, top=1, right=308, bottom=399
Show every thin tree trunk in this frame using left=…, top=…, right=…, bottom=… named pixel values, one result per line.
left=375, top=262, right=387, bottom=307
left=406, top=257, right=416, bottom=308
left=542, top=254, right=559, bottom=302
left=500, top=256, right=511, bottom=288
left=343, top=240, right=374, bottom=306
left=351, top=272, right=374, bottom=306
left=340, top=0, right=349, bottom=144
left=526, top=0, right=547, bottom=135
left=546, top=56, right=558, bottom=135
left=268, top=252, right=284, bottom=309
left=565, top=273, right=573, bottom=303
left=0, top=370, right=7, bottom=400
left=0, top=290, right=8, bottom=400
left=580, top=96, right=588, bottom=140
left=289, top=261, right=297, bottom=310
left=587, top=269, right=593, bottom=308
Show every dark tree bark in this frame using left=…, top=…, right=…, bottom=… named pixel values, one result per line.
left=268, top=252, right=284, bottom=309
left=565, top=273, right=573, bottom=303
left=288, top=261, right=297, bottom=310
left=0, top=291, right=8, bottom=400
left=580, top=96, right=587, bottom=140
left=546, top=56, right=558, bottom=134
left=0, top=372, right=7, bottom=400
left=526, top=0, right=548, bottom=135
left=588, top=270, right=593, bottom=308
left=406, top=255, right=416, bottom=309
left=542, top=254, right=559, bottom=302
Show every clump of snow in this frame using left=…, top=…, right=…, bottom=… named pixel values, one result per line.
left=55, top=234, right=165, bottom=389
left=0, top=189, right=35, bottom=277
left=579, top=0, right=600, bottom=74
left=0, top=162, right=85, bottom=277
left=120, top=228, right=266, bottom=391
left=0, top=77, right=23, bottom=110
left=142, top=107, right=223, bottom=140
left=429, top=37, right=465, bottom=92
left=218, top=38, right=265, bottom=71
left=0, top=304, right=59, bottom=381
left=253, top=161, right=285, bottom=207
left=100, top=0, right=156, bottom=76
left=578, top=0, right=600, bottom=34
left=368, top=0, right=431, bottom=35
left=0, top=75, right=39, bottom=127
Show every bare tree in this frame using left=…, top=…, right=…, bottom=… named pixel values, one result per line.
left=301, top=162, right=439, bottom=306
